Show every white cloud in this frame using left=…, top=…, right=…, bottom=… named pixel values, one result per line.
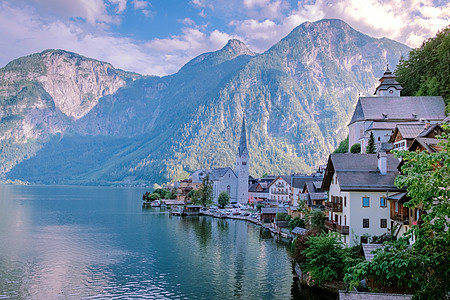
left=109, top=0, right=128, bottom=14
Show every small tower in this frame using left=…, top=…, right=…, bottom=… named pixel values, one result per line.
left=374, top=64, right=403, bottom=97
left=235, top=117, right=249, bottom=204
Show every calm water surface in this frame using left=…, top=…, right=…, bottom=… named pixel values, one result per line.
left=0, top=185, right=325, bottom=299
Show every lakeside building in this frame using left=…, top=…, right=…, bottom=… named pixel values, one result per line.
left=348, top=66, right=446, bottom=153
left=322, top=153, right=403, bottom=246
left=175, top=117, right=249, bottom=204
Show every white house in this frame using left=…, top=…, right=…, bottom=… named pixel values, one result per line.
left=322, top=153, right=403, bottom=246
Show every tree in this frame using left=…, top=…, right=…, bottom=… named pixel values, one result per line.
left=194, top=174, right=213, bottom=207
left=334, top=136, right=349, bottom=153
left=218, top=191, right=230, bottom=208
left=256, top=203, right=264, bottom=212
left=307, top=209, right=326, bottom=231
left=303, top=232, right=348, bottom=285
left=346, top=123, right=450, bottom=298
left=395, top=25, right=450, bottom=112
left=289, top=216, right=305, bottom=229
left=366, top=132, right=376, bottom=154
left=350, top=143, right=361, bottom=153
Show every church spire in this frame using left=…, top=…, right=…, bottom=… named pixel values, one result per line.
left=373, top=64, right=403, bottom=96
left=238, top=117, right=248, bottom=156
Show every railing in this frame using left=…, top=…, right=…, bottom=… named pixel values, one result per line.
left=325, top=202, right=343, bottom=212
left=392, top=213, right=409, bottom=225
left=272, top=190, right=288, bottom=195
left=325, top=220, right=349, bottom=234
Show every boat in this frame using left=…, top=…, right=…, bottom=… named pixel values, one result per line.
left=151, top=200, right=161, bottom=207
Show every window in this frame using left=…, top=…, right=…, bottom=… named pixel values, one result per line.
left=363, top=218, right=369, bottom=228
left=360, top=236, right=368, bottom=244
left=227, top=185, right=230, bottom=195
left=380, top=197, right=386, bottom=207
left=362, top=197, right=370, bottom=207
left=242, top=162, right=247, bottom=165
left=339, top=216, right=342, bottom=225
left=395, top=202, right=398, bottom=213
left=380, top=218, right=387, bottom=228
left=344, top=196, right=346, bottom=207
left=344, top=215, right=347, bottom=225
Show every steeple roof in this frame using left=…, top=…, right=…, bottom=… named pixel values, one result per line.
left=238, top=117, right=248, bottom=156
left=374, top=64, right=403, bottom=95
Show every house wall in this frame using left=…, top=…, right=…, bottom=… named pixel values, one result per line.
left=269, top=178, right=290, bottom=203
left=347, top=191, right=390, bottom=246
left=212, top=169, right=238, bottom=203
left=348, top=121, right=364, bottom=151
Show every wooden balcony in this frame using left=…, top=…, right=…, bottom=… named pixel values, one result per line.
left=325, top=220, right=349, bottom=234
left=325, top=202, right=343, bottom=212
left=392, top=213, right=409, bottom=225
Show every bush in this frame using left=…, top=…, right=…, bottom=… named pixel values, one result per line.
left=276, top=212, right=288, bottom=221
left=350, top=143, right=361, bottom=153
left=289, top=217, right=305, bottom=229
left=218, top=191, right=230, bottom=208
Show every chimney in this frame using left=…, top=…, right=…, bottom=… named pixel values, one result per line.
left=424, top=121, right=431, bottom=129
left=378, top=152, right=387, bottom=175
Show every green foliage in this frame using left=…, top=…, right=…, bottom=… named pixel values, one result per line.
left=193, top=174, right=213, bottom=207
left=395, top=25, right=450, bottom=112
left=347, top=124, right=450, bottom=298
left=350, top=143, right=361, bottom=153
left=276, top=212, right=288, bottom=221
left=366, top=132, right=376, bottom=154
left=292, top=228, right=321, bottom=265
left=303, top=232, right=348, bottom=285
left=256, top=204, right=264, bottom=212
left=289, top=216, right=305, bottom=230
left=307, top=209, right=326, bottom=231
left=218, top=191, right=230, bottom=208
left=334, top=136, right=349, bottom=153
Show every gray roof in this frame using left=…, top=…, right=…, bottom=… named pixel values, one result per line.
left=409, top=137, right=443, bottom=153
left=322, top=154, right=403, bottom=191
left=190, top=167, right=236, bottom=182
left=349, top=96, right=446, bottom=125
left=292, top=227, right=307, bottom=235
left=362, top=243, right=384, bottom=261
left=289, top=175, right=323, bottom=189
left=209, top=167, right=235, bottom=180
left=339, top=291, right=412, bottom=300
left=261, top=207, right=287, bottom=214
left=248, top=182, right=269, bottom=193
left=397, top=124, right=428, bottom=139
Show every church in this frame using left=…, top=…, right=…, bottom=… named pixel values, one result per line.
left=348, top=66, right=446, bottom=153
left=187, top=117, right=249, bottom=204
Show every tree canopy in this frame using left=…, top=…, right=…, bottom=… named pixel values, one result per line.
left=395, top=25, right=450, bottom=113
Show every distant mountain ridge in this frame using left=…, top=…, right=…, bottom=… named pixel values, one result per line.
left=0, top=19, right=411, bottom=185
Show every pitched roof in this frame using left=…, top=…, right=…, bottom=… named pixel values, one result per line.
left=292, top=227, right=308, bottom=235
left=289, top=175, right=323, bottom=189
left=322, top=153, right=402, bottom=191
left=409, top=137, right=444, bottom=153
left=190, top=167, right=236, bottom=182
left=349, top=96, right=446, bottom=125
left=261, top=207, right=287, bottom=214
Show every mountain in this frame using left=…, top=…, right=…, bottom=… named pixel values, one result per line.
left=0, top=19, right=410, bottom=185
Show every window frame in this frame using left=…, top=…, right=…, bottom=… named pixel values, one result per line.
left=363, top=218, right=369, bottom=228
left=362, top=196, right=370, bottom=207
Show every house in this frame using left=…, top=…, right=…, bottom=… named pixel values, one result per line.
left=302, top=181, right=327, bottom=210
left=175, top=178, right=194, bottom=202
left=348, top=67, right=446, bottom=153
left=260, top=207, right=287, bottom=223
left=408, top=123, right=446, bottom=153
left=322, top=153, right=403, bottom=246
left=390, top=123, right=432, bottom=151
left=248, top=181, right=270, bottom=203
left=267, top=176, right=291, bottom=205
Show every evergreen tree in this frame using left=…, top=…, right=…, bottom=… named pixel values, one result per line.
left=366, top=132, right=376, bottom=154
left=395, top=25, right=450, bottom=112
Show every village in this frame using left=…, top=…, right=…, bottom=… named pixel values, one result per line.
left=143, top=67, right=449, bottom=299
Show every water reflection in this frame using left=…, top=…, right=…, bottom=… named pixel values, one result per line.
left=0, top=185, right=334, bottom=299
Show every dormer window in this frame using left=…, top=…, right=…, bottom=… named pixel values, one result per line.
left=382, top=113, right=388, bottom=119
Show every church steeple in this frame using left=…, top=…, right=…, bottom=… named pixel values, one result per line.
left=238, top=117, right=248, bottom=157
left=374, top=64, right=403, bottom=97
left=235, top=116, right=249, bottom=204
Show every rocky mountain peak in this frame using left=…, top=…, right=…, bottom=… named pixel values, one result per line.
left=221, top=39, right=255, bottom=57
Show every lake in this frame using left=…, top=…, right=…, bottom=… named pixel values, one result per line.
left=0, top=185, right=333, bottom=299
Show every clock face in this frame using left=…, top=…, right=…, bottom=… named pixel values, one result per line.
left=389, top=89, right=394, bottom=94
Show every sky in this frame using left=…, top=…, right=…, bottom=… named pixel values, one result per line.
left=0, top=0, right=448, bottom=76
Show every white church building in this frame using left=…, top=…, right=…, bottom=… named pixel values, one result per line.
left=189, top=117, right=249, bottom=204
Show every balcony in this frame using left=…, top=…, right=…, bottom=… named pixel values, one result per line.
left=392, top=213, right=409, bottom=225
left=325, top=201, right=342, bottom=212
left=325, top=220, right=349, bottom=234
